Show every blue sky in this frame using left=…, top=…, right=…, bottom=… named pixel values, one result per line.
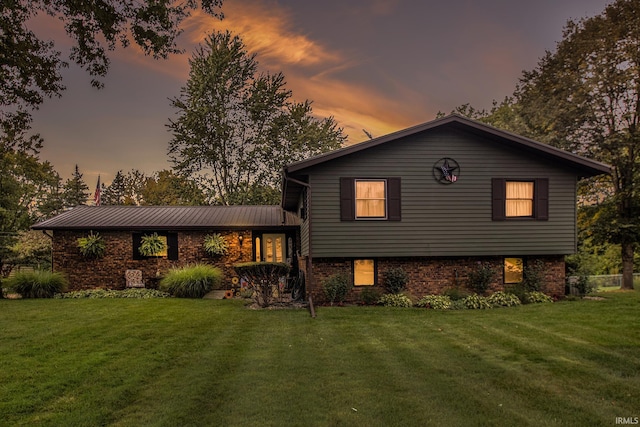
left=31, top=0, right=611, bottom=187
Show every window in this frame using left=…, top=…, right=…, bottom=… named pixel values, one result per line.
left=504, top=258, right=524, bottom=283
left=340, top=177, right=402, bottom=221
left=506, top=181, right=534, bottom=217
left=354, top=259, right=376, bottom=286
left=492, top=178, right=548, bottom=221
left=356, top=180, right=387, bottom=218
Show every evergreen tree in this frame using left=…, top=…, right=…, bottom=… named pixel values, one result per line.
left=62, top=165, right=89, bottom=207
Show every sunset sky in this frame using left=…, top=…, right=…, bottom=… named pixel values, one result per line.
left=31, top=0, right=611, bottom=187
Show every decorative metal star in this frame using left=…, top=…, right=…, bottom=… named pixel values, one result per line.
left=433, top=157, right=460, bottom=184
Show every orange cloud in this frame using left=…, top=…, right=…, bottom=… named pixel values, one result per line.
left=115, top=0, right=425, bottom=143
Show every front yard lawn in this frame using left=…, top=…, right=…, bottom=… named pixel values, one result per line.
left=1, top=291, right=639, bottom=426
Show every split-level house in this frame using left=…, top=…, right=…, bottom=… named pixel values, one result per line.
left=33, top=114, right=610, bottom=300
left=280, top=114, right=610, bottom=300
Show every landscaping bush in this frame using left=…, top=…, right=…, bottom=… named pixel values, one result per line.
left=416, top=295, right=452, bottom=310
left=77, top=231, right=106, bottom=259
left=234, top=262, right=291, bottom=307
left=466, top=262, right=495, bottom=295
left=525, top=291, right=554, bottom=304
left=378, top=293, right=413, bottom=307
left=460, top=294, right=492, bottom=310
left=321, top=273, right=351, bottom=305
left=383, top=267, right=409, bottom=294
left=6, top=270, right=68, bottom=298
left=360, top=287, right=382, bottom=305
left=442, top=286, right=472, bottom=301
left=487, top=291, right=521, bottom=308
left=160, top=264, right=223, bottom=298
left=55, top=289, right=171, bottom=299
left=203, top=233, right=228, bottom=256
left=523, top=259, right=546, bottom=292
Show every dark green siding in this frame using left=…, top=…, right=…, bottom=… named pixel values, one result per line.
left=299, top=128, right=578, bottom=258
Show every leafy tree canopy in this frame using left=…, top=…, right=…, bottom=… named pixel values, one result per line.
left=140, top=170, right=206, bottom=206
left=515, top=0, right=640, bottom=289
left=0, top=0, right=223, bottom=146
left=168, top=31, right=347, bottom=205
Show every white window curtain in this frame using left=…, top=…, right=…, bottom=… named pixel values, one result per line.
left=356, top=180, right=386, bottom=218
left=506, top=181, right=534, bottom=217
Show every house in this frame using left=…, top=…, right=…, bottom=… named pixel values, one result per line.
left=281, top=114, right=610, bottom=300
left=32, top=205, right=300, bottom=290
left=33, top=114, right=610, bottom=299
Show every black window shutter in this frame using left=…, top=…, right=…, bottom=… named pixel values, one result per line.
left=492, top=178, right=506, bottom=220
left=340, top=177, right=355, bottom=221
left=166, top=233, right=179, bottom=260
left=132, top=233, right=143, bottom=260
left=387, top=178, right=402, bottom=221
left=535, top=178, right=549, bottom=220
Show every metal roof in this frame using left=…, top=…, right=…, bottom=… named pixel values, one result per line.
left=32, top=205, right=301, bottom=231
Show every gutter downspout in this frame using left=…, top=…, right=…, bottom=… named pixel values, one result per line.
left=42, top=230, right=54, bottom=272
left=283, top=172, right=315, bottom=318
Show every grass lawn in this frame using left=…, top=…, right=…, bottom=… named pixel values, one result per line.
left=1, top=292, right=639, bottom=426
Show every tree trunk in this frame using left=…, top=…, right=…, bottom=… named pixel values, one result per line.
left=621, top=241, right=635, bottom=290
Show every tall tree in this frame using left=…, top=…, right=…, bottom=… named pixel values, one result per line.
left=0, top=137, right=59, bottom=276
left=1, top=0, right=223, bottom=146
left=168, top=31, right=346, bottom=205
left=515, top=0, right=640, bottom=289
left=62, top=164, right=89, bottom=207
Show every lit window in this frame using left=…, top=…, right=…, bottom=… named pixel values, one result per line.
left=504, top=258, right=524, bottom=283
left=356, top=180, right=386, bottom=218
left=506, top=181, right=534, bottom=217
left=354, top=259, right=375, bottom=286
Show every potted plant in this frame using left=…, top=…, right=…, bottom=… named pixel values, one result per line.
left=77, top=231, right=106, bottom=259
left=203, top=233, right=228, bottom=256
left=138, top=232, right=167, bottom=257
left=139, top=233, right=167, bottom=278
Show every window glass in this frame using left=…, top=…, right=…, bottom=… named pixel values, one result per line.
left=506, top=181, right=534, bottom=217
left=354, top=259, right=375, bottom=286
left=504, top=258, right=524, bottom=283
left=355, top=180, right=386, bottom=218
left=255, top=237, right=261, bottom=261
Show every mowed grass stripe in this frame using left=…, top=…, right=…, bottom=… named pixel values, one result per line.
left=1, top=292, right=639, bottom=426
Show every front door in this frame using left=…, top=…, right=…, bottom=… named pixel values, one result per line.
left=262, top=234, right=286, bottom=263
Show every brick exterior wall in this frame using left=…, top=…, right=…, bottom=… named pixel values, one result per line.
left=304, top=255, right=565, bottom=304
left=53, top=230, right=253, bottom=290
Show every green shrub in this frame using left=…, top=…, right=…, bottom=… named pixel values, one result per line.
left=77, top=231, right=106, bottom=259
left=360, top=287, right=382, bottom=305
left=466, top=262, right=495, bottom=295
left=460, top=294, right=492, bottom=310
left=6, top=270, right=68, bottom=298
left=234, top=262, right=291, bottom=307
left=378, top=293, right=413, bottom=307
left=443, top=286, right=472, bottom=301
left=525, top=291, right=554, bottom=304
left=139, top=232, right=167, bottom=257
left=54, top=289, right=171, bottom=299
left=487, top=291, right=521, bottom=308
left=383, top=267, right=409, bottom=294
left=160, top=264, right=223, bottom=298
left=321, top=273, right=352, bottom=305
left=416, top=295, right=452, bottom=310
left=203, top=233, right=228, bottom=256
left=523, top=260, right=546, bottom=292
